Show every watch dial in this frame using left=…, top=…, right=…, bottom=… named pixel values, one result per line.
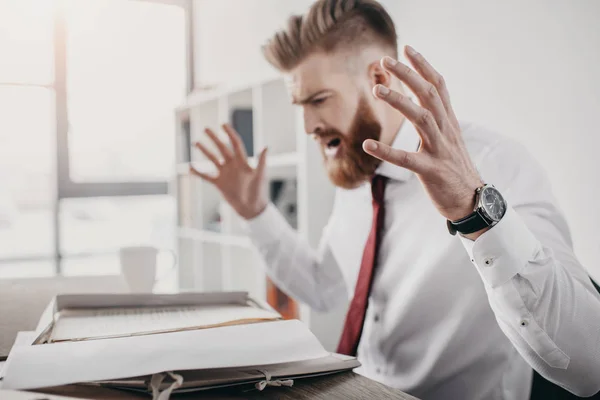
left=481, top=186, right=506, bottom=221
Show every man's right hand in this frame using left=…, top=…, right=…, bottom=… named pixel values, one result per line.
left=190, top=124, right=268, bottom=220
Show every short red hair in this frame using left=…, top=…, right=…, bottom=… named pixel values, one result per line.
left=263, top=0, right=398, bottom=71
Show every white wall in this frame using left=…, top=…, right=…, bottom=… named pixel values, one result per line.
left=192, top=0, right=313, bottom=87
left=380, top=0, right=600, bottom=278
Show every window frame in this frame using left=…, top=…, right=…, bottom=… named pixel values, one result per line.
left=0, top=0, right=193, bottom=274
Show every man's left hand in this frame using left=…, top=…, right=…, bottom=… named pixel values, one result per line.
left=363, top=45, right=486, bottom=237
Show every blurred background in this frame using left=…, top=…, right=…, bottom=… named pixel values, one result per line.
left=0, top=0, right=187, bottom=287
left=0, top=0, right=599, bottom=303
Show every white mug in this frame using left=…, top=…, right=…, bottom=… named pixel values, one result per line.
left=119, top=246, right=176, bottom=293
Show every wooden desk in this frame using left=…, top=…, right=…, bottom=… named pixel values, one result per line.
left=35, top=372, right=419, bottom=400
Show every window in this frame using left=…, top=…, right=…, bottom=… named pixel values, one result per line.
left=0, top=0, right=54, bottom=84
left=0, top=0, right=191, bottom=280
left=65, top=0, right=186, bottom=182
left=59, top=196, right=175, bottom=276
left=0, top=87, right=55, bottom=263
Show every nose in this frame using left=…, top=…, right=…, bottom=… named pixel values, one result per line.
left=302, top=108, right=325, bottom=135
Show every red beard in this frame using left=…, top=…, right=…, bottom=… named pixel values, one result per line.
left=316, top=96, right=382, bottom=189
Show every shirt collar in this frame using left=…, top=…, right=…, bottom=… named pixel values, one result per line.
left=375, top=120, right=420, bottom=182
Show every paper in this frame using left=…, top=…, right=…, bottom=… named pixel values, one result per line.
left=2, top=320, right=330, bottom=390
left=0, top=332, right=36, bottom=381
left=49, top=304, right=281, bottom=342
left=32, top=291, right=261, bottom=344
left=0, top=390, right=86, bottom=400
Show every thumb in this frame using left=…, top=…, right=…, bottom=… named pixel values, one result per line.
left=255, top=147, right=268, bottom=178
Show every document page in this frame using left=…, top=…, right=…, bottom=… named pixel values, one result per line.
left=50, top=304, right=281, bottom=342
left=3, top=320, right=329, bottom=391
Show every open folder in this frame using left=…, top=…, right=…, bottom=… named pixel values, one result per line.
left=97, top=353, right=359, bottom=395
left=2, top=292, right=360, bottom=396
left=32, top=291, right=282, bottom=344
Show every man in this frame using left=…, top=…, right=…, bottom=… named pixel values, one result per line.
left=190, top=0, right=600, bottom=398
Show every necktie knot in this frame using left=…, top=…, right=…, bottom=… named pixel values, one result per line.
left=371, top=175, right=388, bottom=205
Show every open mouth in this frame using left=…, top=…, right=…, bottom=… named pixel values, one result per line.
left=324, top=137, right=342, bottom=158
left=327, top=138, right=341, bottom=148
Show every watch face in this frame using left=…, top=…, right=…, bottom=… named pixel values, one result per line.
left=480, top=186, right=506, bottom=221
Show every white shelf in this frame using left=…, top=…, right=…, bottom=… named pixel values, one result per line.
left=173, top=76, right=339, bottom=344
left=176, top=163, right=191, bottom=175
left=175, top=107, right=190, bottom=122
left=177, top=75, right=281, bottom=112
left=178, top=227, right=252, bottom=248
left=265, top=152, right=299, bottom=168
left=177, top=152, right=299, bottom=175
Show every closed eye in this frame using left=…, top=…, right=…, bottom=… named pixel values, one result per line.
left=311, top=97, right=327, bottom=106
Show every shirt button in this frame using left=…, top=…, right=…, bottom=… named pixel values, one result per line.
left=376, top=368, right=382, bottom=374
left=374, top=314, right=380, bottom=323
left=520, top=319, right=529, bottom=327
left=484, top=257, right=494, bottom=267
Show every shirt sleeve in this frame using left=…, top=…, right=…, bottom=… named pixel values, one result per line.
left=245, top=203, right=347, bottom=312
left=460, top=139, right=600, bottom=397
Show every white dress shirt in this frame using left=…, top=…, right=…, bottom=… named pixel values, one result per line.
left=246, top=121, right=600, bottom=400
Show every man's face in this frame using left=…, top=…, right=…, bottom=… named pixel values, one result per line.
left=286, top=51, right=383, bottom=189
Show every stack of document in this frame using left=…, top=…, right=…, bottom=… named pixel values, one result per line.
left=1, top=292, right=359, bottom=397
left=44, top=303, right=282, bottom=343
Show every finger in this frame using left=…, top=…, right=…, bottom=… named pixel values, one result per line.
left=363, top=139, right=428, bottom=174
left=255, top=147, right=268, bottom=179
left=194, top=142, right=222, bottom=169
left=204, top=128, right=233, bottom=161
left=222, top=123, right=248, bottom=159
left=404, top=46, right=459, bottom=128
left=373, top=84, right=440, bottom=148
left=381, top=56, right=448, bottom=129
left=189, top=165, right=217, bottom=184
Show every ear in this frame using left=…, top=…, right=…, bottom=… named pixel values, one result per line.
left=367, top=60, right=392, bottom=88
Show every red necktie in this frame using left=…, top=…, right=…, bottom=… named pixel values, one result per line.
left=337, top=175, right=388, bottom=356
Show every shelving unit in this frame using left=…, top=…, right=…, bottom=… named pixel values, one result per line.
left=172, top=77, right=337, bottom=334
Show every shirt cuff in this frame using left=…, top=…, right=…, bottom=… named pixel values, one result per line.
left=460, top=207, right=541, bottom=288
left=245, top=203, right=288, bottom=245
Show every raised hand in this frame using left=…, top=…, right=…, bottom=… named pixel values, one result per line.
left=363, top=46, right=484, bottom=232
left=190, top=124, right=268, bottom=220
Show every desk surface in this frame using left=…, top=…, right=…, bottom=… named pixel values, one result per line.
left=34, top=372, right=418, bottom=400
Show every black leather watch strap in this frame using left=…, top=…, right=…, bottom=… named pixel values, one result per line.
left=447, top=211, right=490, bottom=236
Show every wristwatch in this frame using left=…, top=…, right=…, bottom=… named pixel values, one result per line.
left=447, top=184, right=507, bottom=236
